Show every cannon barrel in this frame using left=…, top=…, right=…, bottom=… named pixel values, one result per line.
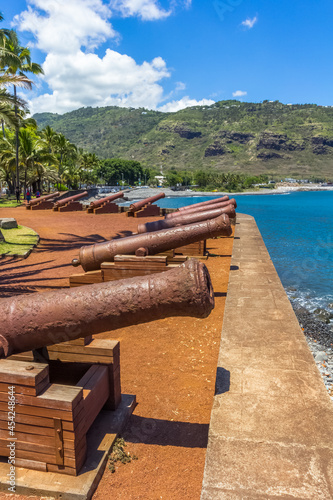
left=137, top=206, right=235, bottom=233
left=90, top=192, right=124, bottom=208
left=130, top=192, right=165, bottom=212
left=72, top=213, right=232, bottom=272
left=54, top=191, right=88, bottom=207
left=28, top=191, right=60, bottom=206
left=166, top=199, right=237, bottom=219
left=178, top=195, right=229, bottom=212
left=0, top=259, right=214, bottom=359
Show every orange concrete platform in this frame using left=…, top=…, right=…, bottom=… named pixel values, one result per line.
left=201, top=213, right=333, bottom=499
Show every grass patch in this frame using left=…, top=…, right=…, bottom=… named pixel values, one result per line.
left=0, top=198, right=23, bottom=208
left=108, top=437, right=138, bottom=473
left=0, top=225, right=39, bottom=256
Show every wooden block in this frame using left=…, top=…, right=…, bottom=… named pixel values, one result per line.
left=167, top=255, right=188, bottom=263
left=93, top=203, right=119, bottom=214
left=61, top=335, right=92, bottom=346
left=0, top=428, right=77, bottom=451
left=80, top=366, right=109, bottom=433
left=113, top=255, right=167, bottom=264
left=156, top=249, right=175, bottom=257
left=31, top=201, right=54, bottom=210
left=0, top=437, right=81, bottom=461
left=0, top=400, right=80, bottom=421
left=0, top=383, right=83, bottom=412
left=0, top=418, right=79, bottom=442
left=0, top=377, right=49, bottom=396
left=69, top=270, right=103, bottom=286
left=175, top=239, right=206, bottom=256
left=58, top=202, right=83, bottom=212
left=45, top=351, right=118, bottom=365
left=102, top=268, right=164, bottom=281
left=0, top=360, right=49, bottom=387
left=113, top=263, right=168, bottom=270
left=104, top=364, right=121, bottom=411
left=0, top=444, right=82, bottom=468
left=0, top=409, right=80, bottom=432
left=47, top=343, right=115, bottom=360
left=134, top=205, right=160, bottom=217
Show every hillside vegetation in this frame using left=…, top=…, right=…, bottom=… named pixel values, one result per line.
left=34, top=100, right=333, bottom=180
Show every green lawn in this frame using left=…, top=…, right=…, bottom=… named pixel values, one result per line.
left=0, top=225, right=39, bottom=256
left=0, top=198, right=23, bottom=208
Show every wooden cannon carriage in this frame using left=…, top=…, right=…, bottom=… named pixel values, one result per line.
left=52, top=191, right=88, bottom=212
left=69, top=214, right=232, bottom=285
left=0, top=260, right=214, bottom=486
left=126, top=192, right=165, bottom=217
left=26, top=191, right=60, bottom=210
left=86, top=192, right=124, bottom=214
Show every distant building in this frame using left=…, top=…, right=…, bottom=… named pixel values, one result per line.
left=155, top=175, right=166, bottom=186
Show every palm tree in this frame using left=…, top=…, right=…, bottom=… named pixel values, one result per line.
left=54, top=133, right=77, bottom=188
left=3, top=36, right=43, bottom=190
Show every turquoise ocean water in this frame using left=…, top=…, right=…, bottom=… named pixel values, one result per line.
left=155, top=191, right=333, bottom=312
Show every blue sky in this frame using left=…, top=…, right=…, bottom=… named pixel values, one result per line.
left=2, top=0, right=333, bottom=114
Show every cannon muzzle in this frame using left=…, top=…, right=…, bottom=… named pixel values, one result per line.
left=54, top=191, right=88, bottom=207
left=0, top=259, right=214, bottom=358
left=130, top=192, right=165, bottom=212
left=90, top=192, right=124, bottom=208
left=137, top=206, right=235, bottom=233
left=165, top=199, right=237, bottom=219
left=178, top=195, right=230, bottom=212
left=72, top=213, right=232, bottom=271
left=28, top=191, right=60, bottom=206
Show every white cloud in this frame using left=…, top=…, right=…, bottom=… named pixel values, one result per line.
left=158, top=96, right=215, bottom=112
left=14, top=0, right=201, bottom=115
left=175, top=81, right=186, bottom=92
left=232, top=90, right=247, bottom=97
left=14, top=0, right=116, bottom=54
left=14, top=0, right=171, bottom=114
left=241, top=16, right=257, bottom=29
left=110, top=0, right=191, bottom=21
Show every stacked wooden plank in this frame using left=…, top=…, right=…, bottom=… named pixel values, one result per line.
left=0, top=338, right=121, bottom=475
left=86, top=202, right=119, bottom=214
left=53, top=201, right=83, bottom=212
left=132, top=204, right=161, bottom=217
left=0, top=359, right=86, bottom=475
left=69, top=254, right=187, bottom=286
left=174, top=239, right=207, bottom=257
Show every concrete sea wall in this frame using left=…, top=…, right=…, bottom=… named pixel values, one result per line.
left=201, top=213, right=333, bottom=499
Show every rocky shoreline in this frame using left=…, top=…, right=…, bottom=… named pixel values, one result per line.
left=121, top=184, right=333, bottom=201
left=292, top=301, right=333, bottom=401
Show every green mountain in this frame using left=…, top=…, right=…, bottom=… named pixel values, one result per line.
left=34, top=100, right=333, bottom=179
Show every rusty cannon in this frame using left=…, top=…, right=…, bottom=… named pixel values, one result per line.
left=178, top=195, right=230, bottom=212
left=0, top=259, right=214, bottom=359
left=26, top=191, right=60, bottom=210
left=127, top=192, right=165, bottom=217
left=53, top=191, right=88, bottom=212
left=72, top=213, right=232, bottom=272
left=165, top=199, right=237, bottom=219
left=87, top=192, right=124, bottom=214
left=137, top=206, right=236, bottom=233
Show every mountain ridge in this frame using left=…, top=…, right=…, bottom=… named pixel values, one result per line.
left=33, top=100, right=333, bottom=179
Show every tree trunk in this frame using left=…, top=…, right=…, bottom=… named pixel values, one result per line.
left=14, top=86, right=20, bottom=192
left=1, top=119, right=6, bottom=139
left=24, top=166, right=27, bottom=200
